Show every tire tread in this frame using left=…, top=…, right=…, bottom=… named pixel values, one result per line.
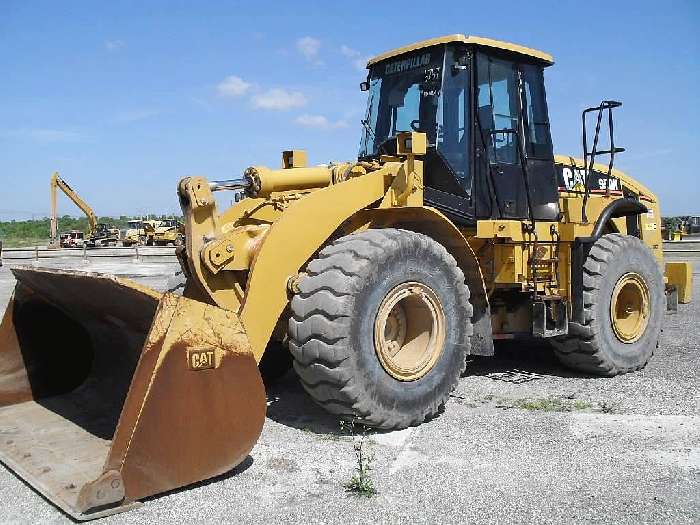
left=552, top=233, right=661, bottom=375
left=288, top=228, right=471, bottom=429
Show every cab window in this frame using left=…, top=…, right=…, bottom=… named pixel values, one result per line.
left=521, top=64, right=553, bottom=159
left=436, top=46, right=470, bottom=192
left=476, top=54, right=520, bottom=165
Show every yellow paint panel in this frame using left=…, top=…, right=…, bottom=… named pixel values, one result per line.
left=476, top=220, right=524, bottom=240
left=367, top=34, right=553, bottom=67
left=240, top=170, right=391, bottom=359
left=665, top=262, right=693, bottom=304
left=554, top=154, right=657, bottom=202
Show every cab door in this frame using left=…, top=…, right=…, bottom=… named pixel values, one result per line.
left=423, top=45, right=474, bottom=224
left=474, top=52, right=559, bottom=221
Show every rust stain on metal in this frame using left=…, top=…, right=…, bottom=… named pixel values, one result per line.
left=0, top=268, right=266, bottom=520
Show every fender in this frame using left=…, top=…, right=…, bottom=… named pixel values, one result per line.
left=580, top=197, right=648, bottom=244
left=571, top=197, right=648, bottom=324
left=240, top=169, right=392, bottom=360
left=349, top=206, right=494, bottom=356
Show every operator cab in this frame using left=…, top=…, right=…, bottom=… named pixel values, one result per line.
left=160, top=219, right=179, bottom=229
left=360, top=35, right=559, bottom=224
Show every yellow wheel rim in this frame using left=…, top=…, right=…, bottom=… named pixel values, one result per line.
left=610, top=272, right=650, bottom=343
left=374, top=282, right=446, bottom=381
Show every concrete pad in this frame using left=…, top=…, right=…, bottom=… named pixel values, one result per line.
left=0, top=253, right=697, bottom=524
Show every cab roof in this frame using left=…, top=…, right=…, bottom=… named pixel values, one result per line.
left=366, top=34, right=554, bottom=68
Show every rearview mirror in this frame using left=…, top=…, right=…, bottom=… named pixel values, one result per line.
left=451, top=53, right=469, bottom=74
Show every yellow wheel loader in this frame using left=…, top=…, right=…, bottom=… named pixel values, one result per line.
left=153, top=218, right=185, bottom=246
left=120, top=220, right=141, bottom=246
left=121, top=219, right=160, bottom=247
left=0, top=35, right=693, bottom=518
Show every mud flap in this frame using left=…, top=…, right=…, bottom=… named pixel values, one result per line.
left=0, top=268, right=266, bottom=520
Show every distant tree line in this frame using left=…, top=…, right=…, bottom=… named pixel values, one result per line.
left=0, top=215, right=183, bottom=248
left=662, top=216, right=700, bottom=234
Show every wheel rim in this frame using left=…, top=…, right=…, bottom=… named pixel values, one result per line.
left=610, top=272, right=650, bottom=343
left=374, top=282, right=446, bottom=381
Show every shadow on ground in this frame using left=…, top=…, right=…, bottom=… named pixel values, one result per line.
left=265, top=372, right=348, bottom=436
left=265, top=340, right=598, bottom=434
left=466, top=339, right=593, bottom=380
left=141, top=456, right=255, bottom=503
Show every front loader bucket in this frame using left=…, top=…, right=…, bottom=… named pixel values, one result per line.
left=0, top=267, right=266, bottom=520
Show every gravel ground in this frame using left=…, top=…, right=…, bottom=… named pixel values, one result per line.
left=0, top=254, right=698, bottom=524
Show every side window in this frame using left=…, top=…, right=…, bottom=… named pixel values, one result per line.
left=437, top=46, right=470, bottom=192
left=521, top=65, right=553, bottom=159
left=476, top=54, right=519, bottom=165
left=392, top=83, right=421, bottom=136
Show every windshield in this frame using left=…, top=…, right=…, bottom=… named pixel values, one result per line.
left=359, top=45, right=471, bottom=193
left=359, top=49, right=444, bottom=157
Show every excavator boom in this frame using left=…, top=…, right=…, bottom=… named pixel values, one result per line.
left=50, top=172, right=99, bottom=244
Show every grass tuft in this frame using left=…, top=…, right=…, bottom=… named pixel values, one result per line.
left=340, top=419, right=377, bottom=498
left=513, top=397, right=598, bottom=412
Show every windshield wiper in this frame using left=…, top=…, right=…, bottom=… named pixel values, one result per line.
left=361, top=118, right=375, bottom=140
left=361, top=88, right=377, bottom=141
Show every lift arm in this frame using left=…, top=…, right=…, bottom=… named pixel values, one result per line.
left=50, top=172, right=98, bottom=244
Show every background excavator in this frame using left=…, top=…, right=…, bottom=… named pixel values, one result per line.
left=49, top=172, right=119, bottom=248
left=0, top=35, right=693, bottom=519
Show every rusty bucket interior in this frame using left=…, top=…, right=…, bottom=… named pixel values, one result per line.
left=0, top=267, right=266, bottom=520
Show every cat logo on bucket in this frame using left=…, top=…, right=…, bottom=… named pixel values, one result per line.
left=188, top=348, right=216, bottom=370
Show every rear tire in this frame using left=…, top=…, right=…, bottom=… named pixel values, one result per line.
left=288, top=228, right=473, bottom=429
left=552, top=234, right=664, bottom=375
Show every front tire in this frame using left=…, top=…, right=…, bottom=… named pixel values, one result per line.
left=288, top=229, right=473, bottom=429
left=552, top=234, right=664, bottom=375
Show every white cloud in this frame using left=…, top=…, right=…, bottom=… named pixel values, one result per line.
left=105, top=39, right=125, bottom=51
left=340, top=45, right=357, bottom=57
left=340, top=45, right=369, bottom=71
left=295, top=114, right=348, bottom=129
left=2, top=128, right=85, bottom=143
left=297, top=36, right=321, bottom=63
left=217, top=75, right=252, bottom=97
left=253, top=88, right=307, bottom=110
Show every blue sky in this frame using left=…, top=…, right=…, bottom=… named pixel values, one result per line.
left=1, top=0, right=698, bottom=219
